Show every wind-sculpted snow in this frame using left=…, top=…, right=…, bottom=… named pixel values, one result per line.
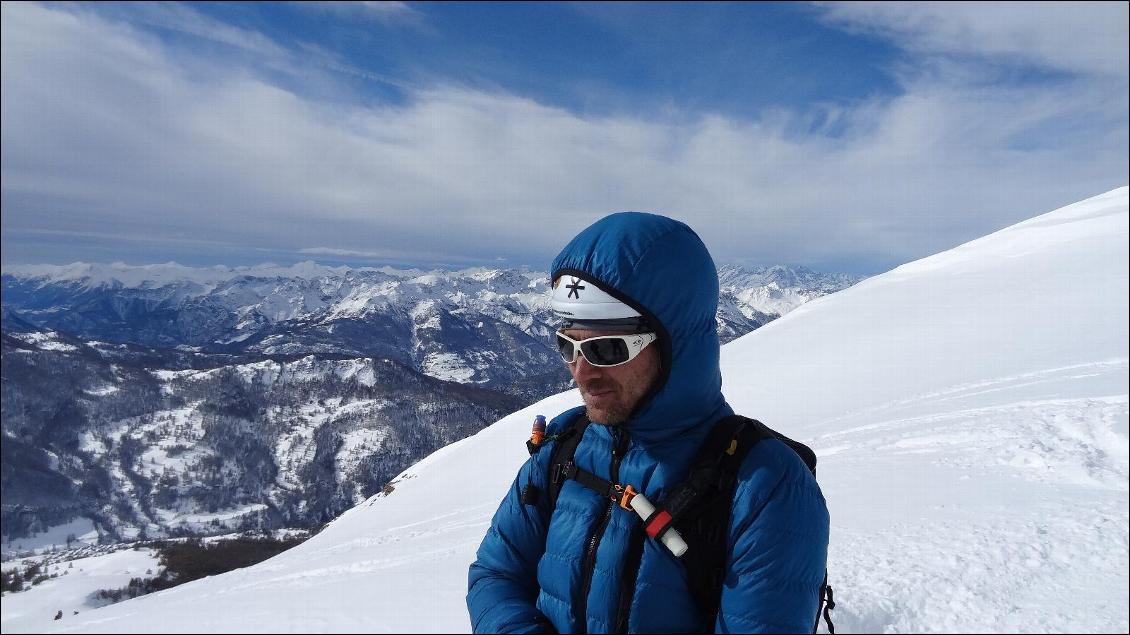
left=5, top=188, right=1127, bottom=634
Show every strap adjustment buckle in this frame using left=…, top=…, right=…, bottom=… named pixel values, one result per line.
left=553, top=460, right=577, bottom=485
left=617, top=484, right=637, bottom=510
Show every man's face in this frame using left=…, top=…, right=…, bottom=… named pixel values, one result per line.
left=563, top=328, right=662, bottom=425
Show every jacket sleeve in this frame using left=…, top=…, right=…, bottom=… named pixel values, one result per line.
left=467, top=451, right=555, bottom=634
left=715, top=441, right=830, bottom=634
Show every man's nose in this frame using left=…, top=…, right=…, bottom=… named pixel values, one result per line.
left=572, top=355, right=603, bottom=382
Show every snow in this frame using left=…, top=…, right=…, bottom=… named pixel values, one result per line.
left=1, top=519, right=100, bottom=558
left=410, top=273, right=444, bottom=286
left=732, top=284, right=814, bottom=318
left=8, top=331, right=79, bottom=352
left=272, top=409, right=326, bottom=492
left=334, top=359, right=376, bottom=387
left=716, top=187, right=1129, bottom=633
left=0, top=548, right=162, bottom=633
left=5, top=259, right=839, bottom=337
left=336, top=428, right=390, bottom=501
left=0, top=261, right=353, bottom=289
left=148, top=369, right=197, bottom=382
left=9, top=187, right=1129, bottom=633
left=133, top=404, right=208, bottom=479
left=72, top=403, right=274, bottom=536
left=422, top=352, right=478, bottom=383
left=166, top=505, right=269, bottom=526
left=216, top=331, right=256, bottom=344
left=35, top=341, right=80, bottom=352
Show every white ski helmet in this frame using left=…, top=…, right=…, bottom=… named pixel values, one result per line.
left=550, top=273, right=648, bottom=332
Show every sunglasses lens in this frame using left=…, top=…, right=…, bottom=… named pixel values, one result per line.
left=555, top=334, right=576, bottom=363
left=581, top=337, right=630, bottom=366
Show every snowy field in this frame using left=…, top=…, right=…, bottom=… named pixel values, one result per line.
left=1, top=548, right=162, bottom=631
left=2, top=188, right=1126, bottom=633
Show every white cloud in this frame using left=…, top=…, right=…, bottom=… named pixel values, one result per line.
left=104, top=1, right=293, bottom=60
left=298, top=246, right=484, bottom=264
left=815, top=1, right=1129, bottom=79
left=1, top=2, right=1126, bottom=273
left=297, top=1, right=425, bottom=25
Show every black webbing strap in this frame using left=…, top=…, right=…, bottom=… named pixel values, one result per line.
left=557, top=460, right=620, bottom=501
left=545, top=414, right=591, bottom=508
left=662, top=416, right=755, bottom=529
left=522, top=413, right=589, bottom=508
left=671, top=415, right=769, bottom=625
left=813, top=575, right=835, bottom=634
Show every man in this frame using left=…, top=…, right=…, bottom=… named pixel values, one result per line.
left=468, top=212, right=829, bottom=633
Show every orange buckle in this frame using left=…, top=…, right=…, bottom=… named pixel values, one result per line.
left=618, top=484, right=637, bottom=510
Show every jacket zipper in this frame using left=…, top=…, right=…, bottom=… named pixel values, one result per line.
left=577, top=427, right=628, bottom=633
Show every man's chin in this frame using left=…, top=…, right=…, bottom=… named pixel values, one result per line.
left=584, top=404, right=629, bottom=426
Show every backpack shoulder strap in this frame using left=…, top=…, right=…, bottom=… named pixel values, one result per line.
left=545, top=412, right=590, bottom=508
left=675, top=414, right=822, bottom=627
left=749, top=417, right=817, bottom=476
left=673, top=414, right=768, bottom=624
left=522, top=406, right=592, bottom=506
left=520, top=410, right=590, bottom=509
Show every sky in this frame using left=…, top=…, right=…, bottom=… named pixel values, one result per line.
left=1, top=1, right=1127, bottom=275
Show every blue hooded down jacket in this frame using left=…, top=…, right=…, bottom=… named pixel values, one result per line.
left=468, top=213, right=829, bottom=633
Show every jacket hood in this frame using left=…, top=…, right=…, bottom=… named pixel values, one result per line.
left=550, top=212, right=732, bottom=444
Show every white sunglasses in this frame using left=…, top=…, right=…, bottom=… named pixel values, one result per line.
left=555, top=331, right=658, bottom=367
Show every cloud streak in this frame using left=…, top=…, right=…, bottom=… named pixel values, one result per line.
left=1, top=2, right=1126, bottom=273
left=299, top=1, right=425, bottom=25
left=815, top=1, right=1129, bottom=78
left=99, top=1, right=293, bottom=61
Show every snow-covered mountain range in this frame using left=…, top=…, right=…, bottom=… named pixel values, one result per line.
left=4, top=187, right=1123, bottom=633
left=1, top=262, right=859, bottom=376
left=0, top=263, right=859, bottom=548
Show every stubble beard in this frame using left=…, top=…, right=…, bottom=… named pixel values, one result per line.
left=584, top=402, right=631, bottom=426
left=581, top=381, right=633, bottom=425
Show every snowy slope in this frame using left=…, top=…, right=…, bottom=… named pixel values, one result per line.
left=719, top=187, right=1129, bottom=633
left=16, top=187, right=1128, bottom=634
left=1, top=548, right=162, bottom=630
